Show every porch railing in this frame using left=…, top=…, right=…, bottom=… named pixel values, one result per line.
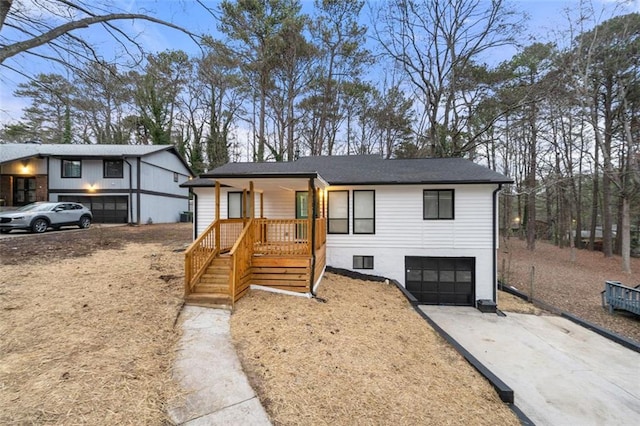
left=315, top=217, right=327, bottom=250
left=185, top=217, right=328, bottom=299
left=230, top=219, right=255, bottom=303
left=253, top=218, right=310, bottom=256
left=602, top=280, right=640, bottom=315
left=184, top=218, right=245, bottom=295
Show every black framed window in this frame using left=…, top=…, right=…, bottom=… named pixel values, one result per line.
left=353, top=190, right=375, bottom=234
left=173, top=172, right=179, bottom=182
left=353, top=255, right=374, bottom=269
left=62, top=159, right=81, bottom=178
left=227, top=192, right=244, bottom=219
left=103, top=160, right=123, bottom=178
left=423, top=189, right=454, bottom=220
left=327, top=190, right=349, bottom=234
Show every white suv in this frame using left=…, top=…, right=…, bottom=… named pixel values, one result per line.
left=0, top=202, right=93, bottom=234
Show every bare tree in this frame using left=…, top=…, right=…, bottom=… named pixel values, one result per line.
left=372, top=0, right=522, bottom=157
left=0, top=0, right=198, bottom=66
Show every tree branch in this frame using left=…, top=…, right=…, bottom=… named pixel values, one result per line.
left=0, top=12, right=200, bottom=64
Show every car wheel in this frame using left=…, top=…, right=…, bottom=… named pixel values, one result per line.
left=79, top=216, right=91, bottom=229
left=31, top=218, right=49, bottom=233
left=0, top=229, right=9, bottom=234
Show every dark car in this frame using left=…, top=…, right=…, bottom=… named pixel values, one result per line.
left=0, top=202, right=93, bottom=234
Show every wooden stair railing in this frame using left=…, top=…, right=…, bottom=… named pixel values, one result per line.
left=184, top=219, right=220, bottom=296
left=229, top=219, right=255, bottom=305
left=184, top=218, right=245, bottom=297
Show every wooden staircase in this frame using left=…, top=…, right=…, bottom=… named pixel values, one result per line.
left=185, top=255, right=232, bottom=308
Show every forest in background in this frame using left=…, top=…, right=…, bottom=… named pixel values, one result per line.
left=0, top=0, right=639, bottom=270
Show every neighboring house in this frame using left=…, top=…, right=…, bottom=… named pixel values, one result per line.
left=0, top=143, right=193, bottom=224
left=181, top=155, right=512, bottom=309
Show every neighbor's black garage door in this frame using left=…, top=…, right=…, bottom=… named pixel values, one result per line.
left=405, top=257, right=475, bottom=306
left=59, top=196, right=128, bottom=224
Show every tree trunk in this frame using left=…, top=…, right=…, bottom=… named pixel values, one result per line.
left=621, top=196, right=631, bottom=274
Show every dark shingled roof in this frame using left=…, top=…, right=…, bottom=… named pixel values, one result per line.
left=202, top=155, right=512, bottom=185
left=180, top=177, right=217, bottom=188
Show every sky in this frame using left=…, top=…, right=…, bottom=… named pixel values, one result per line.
left=0, top=0, right=638, bottom=127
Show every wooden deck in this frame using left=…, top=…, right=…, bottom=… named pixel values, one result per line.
left=602, top=281, right=640, bottom=316
left=185, top=218, right=326, bottom=308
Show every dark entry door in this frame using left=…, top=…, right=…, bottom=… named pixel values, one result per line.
left=13, top=177, right=36, bottom=206
left=405, top=257, right=475, bottom=306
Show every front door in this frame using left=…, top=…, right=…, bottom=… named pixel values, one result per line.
left=13, top=177, right=36, bottom=206
left=295, top=191, right=308, bottom=240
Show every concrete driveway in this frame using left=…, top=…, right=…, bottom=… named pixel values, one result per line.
left=420, top=306, right=640, bottom=426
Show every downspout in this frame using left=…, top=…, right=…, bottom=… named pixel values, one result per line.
left=46, top=157, right=50, bottom=200
left=124, top=158, right=133, bottom=225
left=136, top=157, right=141, bottom=224
left=492, top=184, right=503, bottom=303
left=191, top=188, right=198, bottom=240
left=309, top=179, right=317, bottom=296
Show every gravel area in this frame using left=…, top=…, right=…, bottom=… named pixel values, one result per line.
left=499, top=238, right=640, bottom=344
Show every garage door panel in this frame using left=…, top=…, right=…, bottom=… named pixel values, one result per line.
left=405, top=256, right=475, bottom=306
left=59, top=195, right=127, bottom=224
left=406, top=281, right=421, bottom=292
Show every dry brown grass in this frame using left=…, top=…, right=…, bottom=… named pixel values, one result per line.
left=231, top=273, right=519, bottom=426
left=497, top=290, right=545, bottom=315
left=499, top=238, right=640, bottom=343
left=0, top=237, right=187, bottom=424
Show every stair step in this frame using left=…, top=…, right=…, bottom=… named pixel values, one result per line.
left=200, top=275, right=229, bottom=283
left=194, top=283, right=229, bottom=293
left=185, top=293, right=232, bottom=309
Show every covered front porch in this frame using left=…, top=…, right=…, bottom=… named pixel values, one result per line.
left=184, top=174, right=328, bottom=308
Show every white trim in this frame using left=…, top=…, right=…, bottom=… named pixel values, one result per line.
left=312, top=265, right=326, bottom=294
left=250, top=285, right=312, bottom=298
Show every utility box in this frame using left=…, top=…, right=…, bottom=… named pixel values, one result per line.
left=180, top=211, right=193, bottom=223
left=477, top=299, right=497, bottom=313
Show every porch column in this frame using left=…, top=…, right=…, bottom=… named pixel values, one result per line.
left=249, top=181, right=254, bottom=219
left=260, top=192, right=264, bottom=218
left=308, top=178, right=315, bottom=255
left=242, top=189, right=247, bottom=224
left=215, top=180, right=220, bottom=249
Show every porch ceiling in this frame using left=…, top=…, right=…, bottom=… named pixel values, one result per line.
left=214, top=176, right=328, bottom=193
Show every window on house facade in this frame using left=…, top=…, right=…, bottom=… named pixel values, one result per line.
left=62, top=159, right=81, bottom=178
left=327, top=190, right=349, bottom=234
left=353, top=255, right=374, bottom=269
left=103, top=160, right=123, bottom=178
left=228, top=192, right=244, bottom=218
left=173, top=172, right=179, bottom=182
left=353, top=190, right=375, bottom=234
left=423, top=189, right=454, bottom=220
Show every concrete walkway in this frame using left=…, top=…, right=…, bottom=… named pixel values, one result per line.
left=168, top=306, right=271, bottom=425
left=420, top=306, right=640, bottom=426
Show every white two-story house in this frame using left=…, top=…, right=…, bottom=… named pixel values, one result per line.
left=181, top=155, right=512, bottom=308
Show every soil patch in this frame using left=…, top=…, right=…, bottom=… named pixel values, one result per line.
left=0, top=224, right=191, bottom=424
left=231, top=273, right=519, bottom=425
left=499, top=238, right=640, bottom=343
